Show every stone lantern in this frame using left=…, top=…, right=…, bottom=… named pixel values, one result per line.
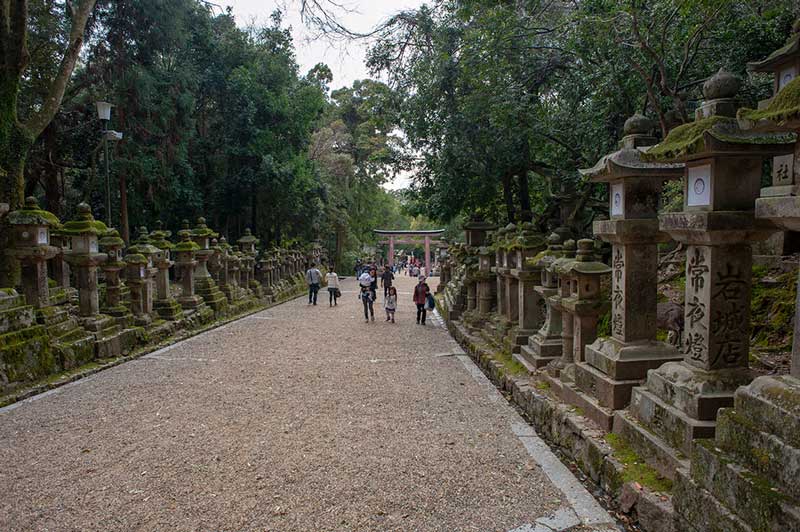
left=173, top=229, right=204, bottom=311
left=476, top=242, right=496, bottom=316
left=148, top=223, right=180, bottom=321
left=238, top=228, right=258, bottom=255
left=124, top=227, right=160, bottom=326
left=521, top=234, right=564, bottom=369
left=216, top=237, right=238, bottom=302
left=546, top=239, right=577, bottom=379
left=615, top=68, right=796, bottom=480
left=190, top=217, right=227, bottom=314
left=238, top=228, right=261, bottom=296
left=62, top=203, right=109, bottom=326
left=558, top=240, right=610, bottom=382
left=509, top=223, right=547, bottom=352
left=98, top=228, right=131, bottom=324
left=6, top=197, right=60, bottom=308
left=574, top=113, right=685, bottom=428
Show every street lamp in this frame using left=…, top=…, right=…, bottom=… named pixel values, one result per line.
left=95, top=101, right=123, bottom=226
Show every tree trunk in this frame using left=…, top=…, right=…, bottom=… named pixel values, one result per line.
left=517, top=171, right=531, bottom=219
left=501, top=172, right=515, bottom=225
left=119, top=170, right=129, bottom=244
left=0, top=111, right=34, bottom=287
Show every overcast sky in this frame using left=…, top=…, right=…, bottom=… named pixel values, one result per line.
left=222, top=0, right=423, bottom=90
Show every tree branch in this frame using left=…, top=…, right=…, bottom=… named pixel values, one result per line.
left=22, top=0, right=97, bottom=138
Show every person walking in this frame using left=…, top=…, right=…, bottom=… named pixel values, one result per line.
left=385, top=286, right=398, bottom=323
left=413, top=275, right=431, bottom=325
left=380, top=265, right=395, bottom=298
left=359, top=268, right=375, bottom=322
left=325, top=267, right=340, bottom=307
left=305, top=262, right=322, bottom=305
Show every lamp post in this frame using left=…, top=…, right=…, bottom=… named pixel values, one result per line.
left=95, top=101, right=112, bottom=225
left=95, top=102, right=123, bottom=228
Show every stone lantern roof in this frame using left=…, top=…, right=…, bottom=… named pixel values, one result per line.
left=565, top=239, right=611, bottom=275
left=127, top=226, right=160, bottom=257
left=237, top=228, right=259, bottom=247
left=174, top=236, right=200, bottom=252
left=580, top=115, right=683, bottom=182
left=60, top=203, right=107, bottom=236
left=7, top=196, right=60, bottom=228
left=646, top=70, right=796, bottom=163
left=149, top=221, right=173, bottom=250
left=191, top=217, right=219, bottom=238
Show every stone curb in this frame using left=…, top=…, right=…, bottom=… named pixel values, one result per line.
left=445, top=317, right=677, bottom=532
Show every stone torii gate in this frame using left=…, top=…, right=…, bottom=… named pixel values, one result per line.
left=373, top=229, right=445, bottom=273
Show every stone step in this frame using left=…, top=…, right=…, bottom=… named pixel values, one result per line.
left=715, top=409, right=800, bottom=500
left=574, top=361, right=640, bottom=410
left=0, top=289, right=25, bottom=311
left=557, top=379, right=614, bottom=431
left=613, top=409, right=690, bottom=481
left=53, top=334, right=95, bottom=370
left=0, top=305, right=36, bottom=335
left=733, top=375, right=800, bottom=450
left=673, top=469, right=754, bottom=532
left=584, top=338, right=682, bottom=381
left=646, top=364, right=736, bottom=421
left=0, top=326, right=54, bottom=387
left=691, top=440, right=800, bottom=531
left=519, top=344, right=559, bottom=369
left=628, top=385, right=716, bottom=456
left=46, top=316, right=81, bottom=339
left=36, top=305, right=71, bottom=325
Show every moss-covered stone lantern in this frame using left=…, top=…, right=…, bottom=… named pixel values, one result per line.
left=190, top=217, right=227, bottom=314
left=174, top=228, right=203, bottom=310
left=546, top=238, right=577, bottom=379
left=61, top=203, right=109, bottom=321
left=98, top=228, right=130, bottom=322
left=6, top=197, right=60, bottom=308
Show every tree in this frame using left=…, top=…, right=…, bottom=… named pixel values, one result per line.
left=0, top=0, right=99, bottom=286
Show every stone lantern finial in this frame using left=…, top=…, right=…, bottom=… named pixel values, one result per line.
left=575, top=239, right=594, bottom=262
left=623, top=114, right=654, bottom=136
left=703, top=68, right=740, bottom=100
left=24, top=196, right=38, bottom=209
left=76, top=202, right=92, bottom=219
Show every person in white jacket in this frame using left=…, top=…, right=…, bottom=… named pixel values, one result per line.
left=325, top=268, right=340, bottom=307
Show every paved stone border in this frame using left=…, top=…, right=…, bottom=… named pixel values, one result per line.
left=0, top=289, right=308, bottom=409
left=440, top=311, right=675, bottom=532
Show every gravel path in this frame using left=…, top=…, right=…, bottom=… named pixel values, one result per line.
left=0, top=275, right=617, bottom=532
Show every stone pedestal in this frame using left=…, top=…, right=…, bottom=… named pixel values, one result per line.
left=546, top=239, right=577, bottom=378
left=99, top=228, right=132, bottom=326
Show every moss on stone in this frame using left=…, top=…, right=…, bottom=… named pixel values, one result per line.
left=645, top=116, right=734, bottom=162
left=739, top=76, right=800, bottom=126
left=605, top=433, right=673, bottom=492
left=750, top=265, right=797, bottom=350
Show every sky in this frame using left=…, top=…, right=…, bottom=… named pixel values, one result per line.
left=222, top=0, right=423, bottom=190
left=222, top=0, right=422, bottom=90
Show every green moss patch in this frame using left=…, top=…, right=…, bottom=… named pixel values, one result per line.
left=645, top=116, right=734, bottom=162
left=605, top=433, right=673, bottom=492
left=750, top=265, right=797, bottom=351
left=739, top=76, right=800, bottom=126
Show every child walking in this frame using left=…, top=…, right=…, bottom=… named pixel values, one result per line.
left=385, top=286, right=397, bottom=323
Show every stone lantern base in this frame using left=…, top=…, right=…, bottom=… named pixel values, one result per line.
left=673, top=375, right=800, bottom=532
left=566, top=337, right=683, bottom=430
left=195, top=277, right=229, bottom=315
left=613, top=360, right=754, bottom=480
left=154, top=298, right=183, bottom=321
